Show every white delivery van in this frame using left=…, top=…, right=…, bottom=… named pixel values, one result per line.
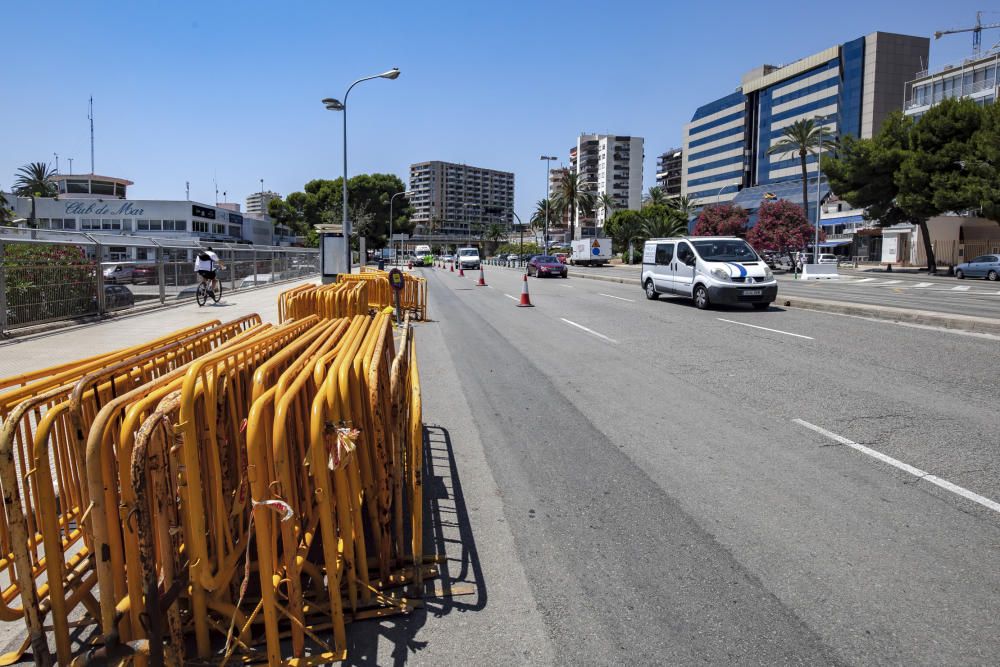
left=569, top=238, right=611, bottom=266
left=640, top=236, right=777, bottom=310
left=456, top=247, right=481, bottom=270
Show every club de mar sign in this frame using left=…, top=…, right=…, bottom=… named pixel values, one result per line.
left=64, top=202, right=146, bottom=216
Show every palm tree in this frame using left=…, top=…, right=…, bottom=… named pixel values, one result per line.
left=643, top=208, right=689, bottom=238
left=553, top=171, right=594, bottom=242
left=643, top=186, right=667, bottom=207
left=530, top=198, right=552, bottom=231
left=598, top=192, right=617, bottom=219
left=483, top=222, right=507, bottom=255
left=669, top=194, right=696, bottom=220
left=0, top=191, right=12, bottom=225
left=13, top=162, right=57, bottom=228
left=766, top=118, right=837, bottom=216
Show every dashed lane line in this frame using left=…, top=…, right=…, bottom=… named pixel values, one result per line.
left=559, top=318, right=617, bottom=343
left=716, top=318, right=814, bottom=340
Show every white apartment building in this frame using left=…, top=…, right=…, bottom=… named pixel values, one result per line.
left=571, top=134, right=643, bottom=237
left=408, top=161, right=514, bottom=238
left=245, top=190, right=280, bottom=216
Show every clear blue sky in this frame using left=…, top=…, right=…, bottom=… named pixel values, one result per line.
left=2, top=1, right=993, bottom=219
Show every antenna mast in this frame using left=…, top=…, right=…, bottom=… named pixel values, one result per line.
left=88, top=96, right=95, bottom=174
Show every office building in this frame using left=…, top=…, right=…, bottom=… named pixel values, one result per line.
left=655, top=148, right=683, bottom=197
left=408, top=161, right=514, bottom=239
left=245, top=190, right=280, bottom=216
left=904, top=50, right=999, bottom=118
left=570, top=134, right=643, bottom=237
left=681, top=31, right=929, bottom=221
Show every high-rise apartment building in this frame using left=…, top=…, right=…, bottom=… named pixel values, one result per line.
left=655, top=148, right=683, bottom=197
left=408, top=161, right=514, bottom=238
left=246, top=190, right=279, bottom=216
left=569, top=134, right=643, bottom=237
left=547, top=166, right=572, bottom=229
left=681, top=32, right=928, bottom=217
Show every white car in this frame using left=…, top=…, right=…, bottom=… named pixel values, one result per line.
left=641, top=236, right=777, bottom=310
left=102, top=262, right=134, bottom=284
left=817, top=253, right=839, bottom=264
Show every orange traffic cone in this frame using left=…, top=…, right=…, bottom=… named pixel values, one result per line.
left=476, top=266, right=487, bottom=286
left=458, top=264, right=465, bottom=277
left=517, top=273, right=533, bottom=307
left=450, top=262, right=454, bottom=273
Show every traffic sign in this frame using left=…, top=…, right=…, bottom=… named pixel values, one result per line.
left=388, top=268, right=405, bottom=291
left=591, top=238, right=601, bottom=256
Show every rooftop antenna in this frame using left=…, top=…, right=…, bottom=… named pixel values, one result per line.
left=88, top=96, right=95, bottom=174
left=53, top=153, right=59, bottom=174
left=214, top=175, right=219, bottom=204
left=186, top=181, right=190, bottom=200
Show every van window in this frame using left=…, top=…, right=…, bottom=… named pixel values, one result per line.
left=655, top=243, right=674, bottom=265
left=676, top=242, right=694, bottom=265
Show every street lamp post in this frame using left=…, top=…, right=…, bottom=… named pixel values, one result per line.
left=322, top=67, right=400, bottom=274
left=389, top=190, right=411, bottom=265
left=540, top=155, right=558, bottom=254
left=511, top=210, right=524, bottom=269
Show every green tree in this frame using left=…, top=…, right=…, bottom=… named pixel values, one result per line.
left=604, top=209, right=646, bottom=264
left=0, top=191, right=13, bottom=225
left=553, top=171, right=593, bottom=242
left=482, top=222, right=508, bottom=255
left=13, top=162, right=57, bottom=228
left=969, top=102, right=1000, bottom=223
left=530, top=198, right=554, bottom=233
left=597, top=193, right=617, bottom=220
left=642, top=204, right=689, bottom=238
left=766, top=118, right=837, bottom=217
left=668, top=194, right=697, bottom=223
left=643, top=186, right=667, bottom=207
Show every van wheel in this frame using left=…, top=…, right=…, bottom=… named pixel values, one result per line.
left=644, top=279, right=658, bottom=300
left=693, top=285, right=710, bottom=310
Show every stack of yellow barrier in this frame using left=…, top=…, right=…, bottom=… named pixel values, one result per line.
left=0, top=302, right=425, bottom=665
left=335, top=271, right=427, bottom=321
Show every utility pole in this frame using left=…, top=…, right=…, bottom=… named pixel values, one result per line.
left=89, top=96, right=95, bottom=174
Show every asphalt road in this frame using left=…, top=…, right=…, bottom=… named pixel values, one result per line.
left=561, top=264, right=1000, bottom=318
left=390, top=264, right=1000, bottom=665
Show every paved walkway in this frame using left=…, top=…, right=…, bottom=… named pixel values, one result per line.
left=0, top=278, right=317, bottom=380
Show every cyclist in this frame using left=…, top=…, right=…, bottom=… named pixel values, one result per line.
left=194, top=246, right=224, bottom=296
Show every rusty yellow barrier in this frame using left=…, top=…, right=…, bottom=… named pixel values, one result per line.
left=0, top=316, right=259, bottom=660
left=3, top=301, right=426, bottom=665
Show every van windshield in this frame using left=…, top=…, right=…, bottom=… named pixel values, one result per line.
left=459, top=249, right=478, bottom=256
left=692, top=240, right=758, bottom=262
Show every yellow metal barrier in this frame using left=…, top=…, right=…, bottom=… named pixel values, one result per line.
left=3, top=299, right=426, bottom=664
left=336, top=272, right=428, bottom=321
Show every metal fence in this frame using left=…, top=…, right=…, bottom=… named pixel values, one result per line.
left=0, top=229, right=319, bottom=333
left=913, top=238, right=1000, bottom=267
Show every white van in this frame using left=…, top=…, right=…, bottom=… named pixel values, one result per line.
left=456, top=247, right=480, bottom=270
left=640, top=236, right=777, bottom=310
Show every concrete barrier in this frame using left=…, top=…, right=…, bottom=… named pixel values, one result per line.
left=800, top=263, right=839, bottom=280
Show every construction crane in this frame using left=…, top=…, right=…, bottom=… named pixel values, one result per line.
left=935, top=11, right=1000, bottom=58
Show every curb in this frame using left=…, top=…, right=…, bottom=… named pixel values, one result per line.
left=558, top=267, right=1000, bottom=335
left=778, top=296, right=1000, bottom=335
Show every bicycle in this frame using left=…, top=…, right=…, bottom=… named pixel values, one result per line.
left=196, top=279, right=222, bottom=306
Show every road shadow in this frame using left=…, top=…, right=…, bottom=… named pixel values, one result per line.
left=654, top=295, right=788, bottom=314
left=343, top=424, right=487, bottom=666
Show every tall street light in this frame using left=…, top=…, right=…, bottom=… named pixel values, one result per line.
left=322, top=67, right=400, bottom=274
left=510, top=209, right=525, bottom=269
left=389, top=190, right=411, bottom=265
left=813, top=114, right=833, bottom=264
left=540, top=155, right=558, bottom=254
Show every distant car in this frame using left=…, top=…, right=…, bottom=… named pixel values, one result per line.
left=955, top=254, right=1000, bottom=281
left=131, top=264, right=158, bottom=284
left=102, top=262, right=134, bottom=284
left=93, top=284, right=135, bottom=311
left=553, top=253, right=568, bottom=264
left=456, top=247, right=481, bottom=270
left=527, top=255, right=568, bottom=278
left=817, top=253, right=839, bottom=265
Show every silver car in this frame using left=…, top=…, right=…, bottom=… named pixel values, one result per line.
left=955, top=254, right=1000, bottom=281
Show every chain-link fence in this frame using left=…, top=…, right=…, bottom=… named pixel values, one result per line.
left=0, top=229, right=319, bottom=333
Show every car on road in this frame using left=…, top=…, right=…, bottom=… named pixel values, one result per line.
left=102, top=262, right=134, bottom=284
left=527, top=255, right=568, bottom=278
left=456, top=247, right=481, bottom=271
left=93, top=284, right=135, bottom=311
left=817, top=253, right=839, bottom=265
left=131, top=264, right=158, bottom=284
left=641, top=236, right=776, bottom=310
left=955, top=254, right=1000, bottom=281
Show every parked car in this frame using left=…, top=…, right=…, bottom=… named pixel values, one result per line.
left=817, top=253, right=839, bottom=265
left=93, top=284, right=135, bottom=311
left=131, top=264, right=158, bottom=284
left=102, top=262, right=134, bottom=284
left=527, top=255, right=568, bottom=278
left=955, top=254, right=1000, bottom=281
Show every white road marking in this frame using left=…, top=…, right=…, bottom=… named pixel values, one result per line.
left=504, top=294, right=518, bottom=301
left=560, top=318, right=617, bottom=343
left=951, top=285, right=971, bottom=291
left=716, top=318, right=814, bottom=340
left=794, top=419, right=1000, bottom=515
left=878, top=280, right=902, bottom=285
left=558, top=283, right=574, bottom=288
left=599, top=293, right=635, bottom=302
left=913, top=282, right=933, bottom=288
left=853, top=278, right=876, bottom=283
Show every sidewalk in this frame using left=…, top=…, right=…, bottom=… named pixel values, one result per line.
left=0, top=278, right=317, bottom=379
